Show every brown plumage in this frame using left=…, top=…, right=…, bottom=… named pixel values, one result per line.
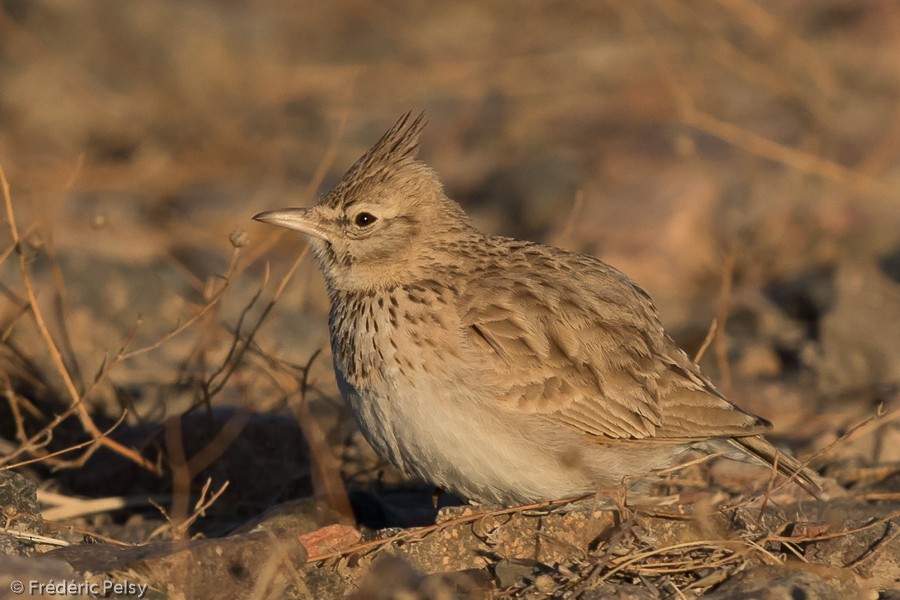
left=254, top=113, right=820, bottom=505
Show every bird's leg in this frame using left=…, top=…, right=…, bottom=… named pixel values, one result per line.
left=431, top=486, right=444, bottom=509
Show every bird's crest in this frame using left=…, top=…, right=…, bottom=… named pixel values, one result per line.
left=323, top=112, right=428, bottom=208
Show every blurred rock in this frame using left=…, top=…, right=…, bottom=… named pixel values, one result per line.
left=492, top=557, right=555, bottom=589
left=580, top=583, right=658, bottom=600
left=0, top=555, right=80, bottom=600
left=352, top=556, right=487, bottom=600
left=766, top=265, right=837, bottom=340
left=235, top=497, right=351, bottom=538
left=732, top=498, right=900, bottom=592
left=460, top=152, right=580, bottom=241
left=0, top=471, right=42, bottom=556
left=47, top=530, right=307, bottom=600
left=726, top=378, right=816, bottom=439
left=810, top=260, right=900, bottom=398
left=701, top=564, right=858, bottom=600
left=233, top=496, right=360, bottom=558
left=734, top=342, right=782, bottom=379
left=804, top=500, right=900, bottom=584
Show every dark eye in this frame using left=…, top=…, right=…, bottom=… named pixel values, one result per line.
left=354, top=212, right=378, bottom=227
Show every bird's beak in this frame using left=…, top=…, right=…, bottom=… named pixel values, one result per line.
left=252, top=208, right=329, bottom=240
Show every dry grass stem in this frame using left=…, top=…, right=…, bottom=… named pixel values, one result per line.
left=306, top=494, right=593, bottom=563
left=149, top=477, right=230, bottom=541
left=2, top=163, right=156, bottom=471
left=1, top=410, right=128, bottom=471
left=683, top=109, right=890, bottom=196
left=290, top=349, right=354, bottom=523
left=40, top=492, right=173, bottom=522
left=714, top=254, right=735, bottom=393
left=2, top=529, right=71, bottom=547
left=807, top=406, right=900, bottom=468
left=692, top=318, right=718, bottom=364
left=119, top=247, right=242, bottom=361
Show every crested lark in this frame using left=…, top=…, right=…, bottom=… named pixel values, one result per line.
left=254, top=114, right=820, bottom=506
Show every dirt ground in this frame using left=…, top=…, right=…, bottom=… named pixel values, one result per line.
left=0, top=1, right=898, bottom=598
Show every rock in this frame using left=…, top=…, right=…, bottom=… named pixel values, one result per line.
left=0, top=471, right=43, bottom=556
left=45, top=531, right=307, bottom=600
left=492, top=557, right=555, bottom=589
left=580, top=583, right=658, bottom=600
left=734, top=342, right=783, bottom=378
left=811, top=260, right=900, bottom=398
left=0, top=555, right=80, bottom=600
left=234, top=497, right=351, bottom=537
left=298, top=524, right=361, bottom=557
left=352, top=556, right=487, bottom=600
left=701, top=564, right=859, bottom=599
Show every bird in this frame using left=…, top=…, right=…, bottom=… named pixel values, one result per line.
left=253, top=113, right=820, bottom=506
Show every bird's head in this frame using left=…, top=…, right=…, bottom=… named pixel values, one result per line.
left=254, top=113, right=475, bottom=292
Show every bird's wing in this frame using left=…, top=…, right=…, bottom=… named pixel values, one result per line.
left=458, top=243, right=769, bottom=442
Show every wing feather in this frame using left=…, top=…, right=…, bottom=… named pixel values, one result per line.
left=459, top=241, right=769, bottom=442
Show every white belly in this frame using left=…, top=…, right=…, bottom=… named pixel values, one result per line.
left=338, top=362, right=596, bottom=505
left=329, top=288, right=683, bottom=505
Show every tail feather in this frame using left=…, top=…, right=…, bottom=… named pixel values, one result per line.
left=728, top=435, right=822, bottom=498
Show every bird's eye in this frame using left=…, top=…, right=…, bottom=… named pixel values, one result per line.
left=354, top=212, right=378, bottom=227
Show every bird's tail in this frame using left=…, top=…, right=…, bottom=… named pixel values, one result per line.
left=728, top=435, right=822, bottom=498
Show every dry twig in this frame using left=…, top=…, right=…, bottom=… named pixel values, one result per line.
left=0, top=164, right=155, bottom=471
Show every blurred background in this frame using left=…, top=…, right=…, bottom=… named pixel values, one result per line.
left=1, top=0, right=898, bottom=536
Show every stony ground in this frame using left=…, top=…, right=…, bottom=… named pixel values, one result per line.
left=0, top=1, right=898, bottom=598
